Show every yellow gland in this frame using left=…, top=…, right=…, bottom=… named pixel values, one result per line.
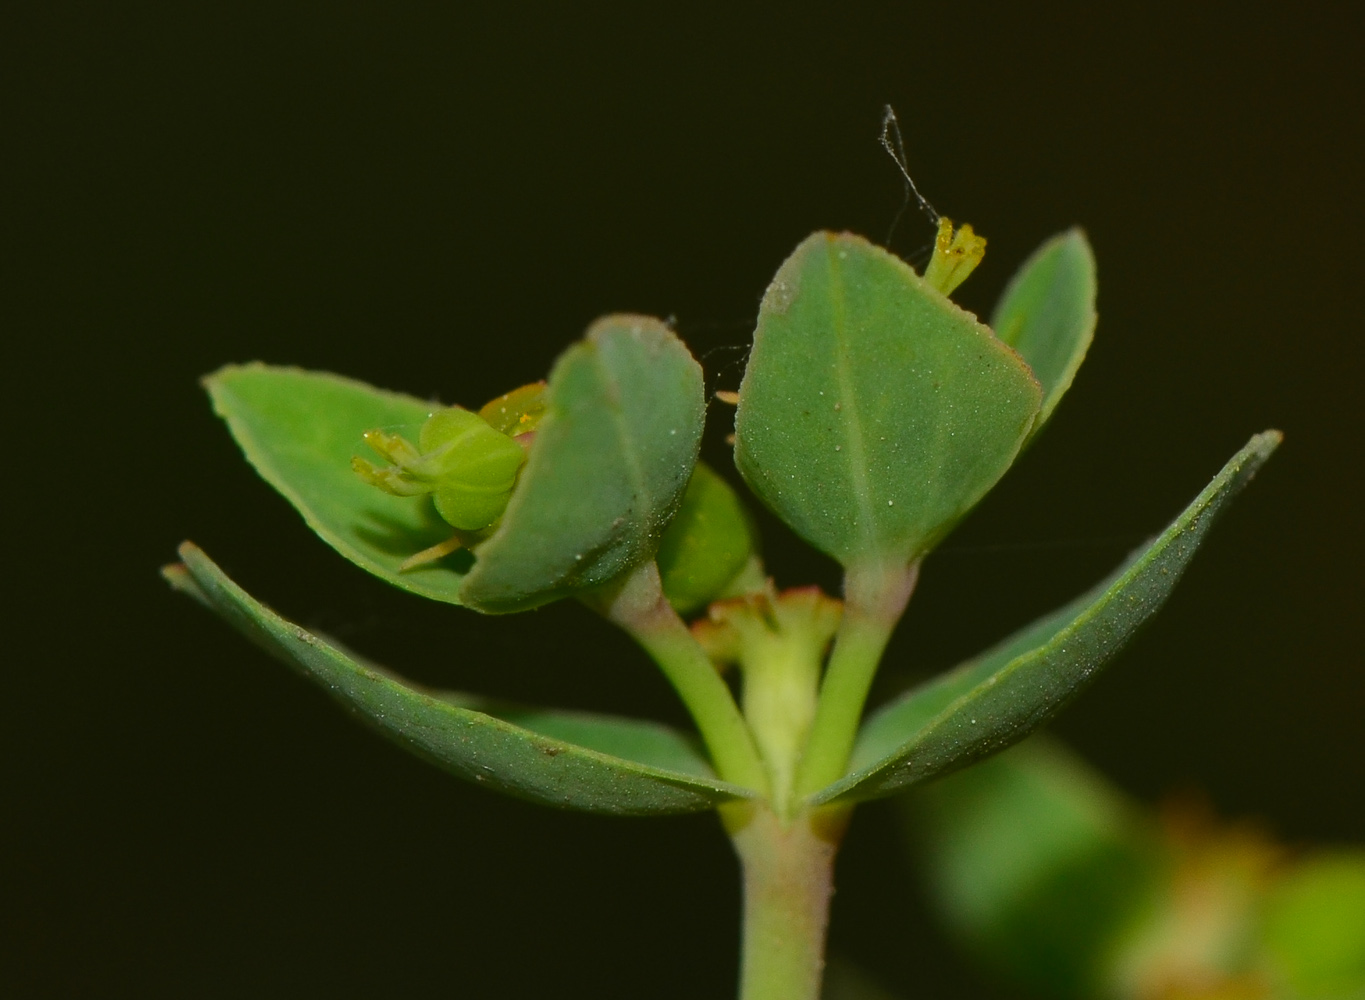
left=922, top=216, right=986, bottom=296
left=478, top=381, right=547, bottom=437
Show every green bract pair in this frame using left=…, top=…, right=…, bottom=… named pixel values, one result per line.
left=166, top=218, right=1278, bottom=1000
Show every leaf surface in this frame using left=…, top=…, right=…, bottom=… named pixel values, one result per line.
left=734, top=232, right=1042, bottom=567
left=812, top=431, right=1281, bottom=805
left=206, top=364, right=469, bottom=603
left=165, top=543, right=750, bottom=815
left=460, top=315, right=704, bottom=611
left=992, top=229, right=1098, bottom=431
left=656, top=462, right=759, bottom=615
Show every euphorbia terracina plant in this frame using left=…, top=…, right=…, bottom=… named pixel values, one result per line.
left=165, top=214, right=1280, bottom=1000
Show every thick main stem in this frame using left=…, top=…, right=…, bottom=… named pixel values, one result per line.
left=726, top=804, right=849, bottom=1000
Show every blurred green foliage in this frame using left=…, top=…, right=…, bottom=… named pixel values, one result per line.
left=901, top=739, right=1365, bottom=1000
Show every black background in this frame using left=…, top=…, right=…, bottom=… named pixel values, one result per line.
left=6, top=3, right=1363, bottom=997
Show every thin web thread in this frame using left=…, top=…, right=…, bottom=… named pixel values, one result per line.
left=698, top=341, right=752, bottom=411
left=880, top=104, right=941, bottom=247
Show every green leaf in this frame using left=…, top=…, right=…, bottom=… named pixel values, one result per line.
left=460, top=314, right=705, bottom=612
left=657, top=462, right=759, bottom=616
left=164, top=542, right=751, bottom=815
left=848, top=561, right=1133, bottom=777
left=992, top=229, right=1098, bottom=432
left=438, top=699, right=720, bottom=780
left=734, top=232, right=1042, bottom=569
left=812, top=431, right=1281, bottom=805
left=205, top=364, right=470, bottom=605
left=207, top=314, right=704, bottom=613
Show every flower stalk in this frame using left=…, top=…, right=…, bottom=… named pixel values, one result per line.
left=795, top=560, right=920, bottom=799
left=589, top=561, right=770, bottom=795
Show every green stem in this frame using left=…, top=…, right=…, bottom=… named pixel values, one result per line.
left=725, top=803, right=850, bottom=1000
left=592, top=562, right=769, bottom=794
left=794, top=560, right=919, bottom=798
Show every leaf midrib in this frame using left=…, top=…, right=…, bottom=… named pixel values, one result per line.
left=827, top=242, right=876, bottom=558
left=595, top=342, right=651, bottom=549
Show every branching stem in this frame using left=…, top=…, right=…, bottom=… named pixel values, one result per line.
left=591, top=562, right=769, bottom=794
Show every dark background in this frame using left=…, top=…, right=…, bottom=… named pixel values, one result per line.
left=6, top=3, right=1362, bottom=997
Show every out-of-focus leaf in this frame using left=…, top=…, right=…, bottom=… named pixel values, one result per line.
left=734, top=232, right=1041, bottom=568
left=1262, top=851, right=1365, bottom=997
left=813, top=431, right=1281, bottom=805
left=902, top=738, right=1162, bottom=999
left=164, top=542, right=751, bottom=815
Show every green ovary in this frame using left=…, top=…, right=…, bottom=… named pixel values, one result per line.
left=354, top=405, right=528, bottom=532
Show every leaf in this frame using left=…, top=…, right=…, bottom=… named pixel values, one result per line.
left=848, top=562, right=1131, bottom=775
left=812, top=431, right=1281, bottom=805
left=207, top=314, right=704, bottom=613
left=431, top=697, right=719, bottom=780
left=734, top=232, right=1042, bottom=569
left=459, top=314, right=705, bottom=612
left=656, top=462, right=759, bottom=616
left=164, top=542, right=751, bottom=815
left=992, top=229, right=1098, bottom=432
left=205, top=363, right=471, bottom=604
